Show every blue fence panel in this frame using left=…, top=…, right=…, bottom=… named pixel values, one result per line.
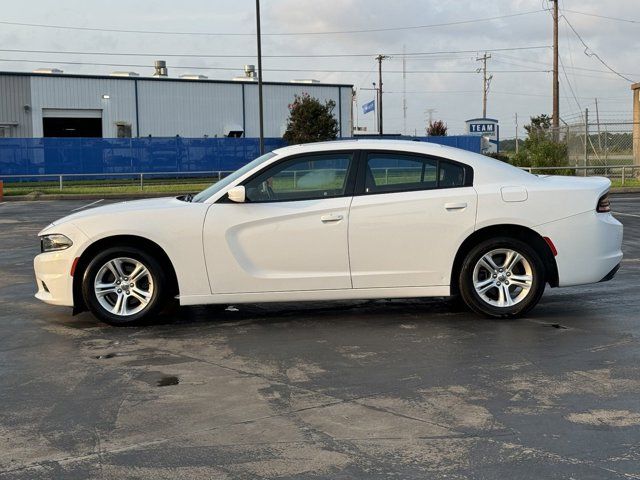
left=353, top=135, right=482, bottom=152
left=0, top=137, right=288, bottom=177
left=419, top=136, right=483, bottom=152
left=0, top=136, right=480, bottom=178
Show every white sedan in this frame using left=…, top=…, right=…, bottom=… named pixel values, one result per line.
left=34, top=140, right=623, bottom=325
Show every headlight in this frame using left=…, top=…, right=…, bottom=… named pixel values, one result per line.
left=40, top=234, right=73, bottom=252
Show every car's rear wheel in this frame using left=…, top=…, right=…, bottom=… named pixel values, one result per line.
left=459, top=237, right=546, bottom=318
left=82, top=247, right=166, bottom=326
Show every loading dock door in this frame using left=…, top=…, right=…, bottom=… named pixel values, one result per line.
left=42, top=109, right=103, bottom=137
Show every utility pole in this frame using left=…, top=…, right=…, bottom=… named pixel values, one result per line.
left=402, top=45, right=407, bottom=135
left=476, top=53, right=492, bottom=118
left=584, top=107, right=589, bottom=173
left=425, top=108, right=437, bottom=134
left=372, top=82, right=378, bottom=133
left=551, top=0, right=560, bottom=132
left=595, top=97, right=602, bottom=150
left=515, top=113, right=519, bottom=154
left=375, top=54, right=388, bottom=135
left=255, top=0, right=265, bottom=154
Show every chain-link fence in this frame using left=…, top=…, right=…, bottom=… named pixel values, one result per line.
left=527, top=121, right=637, bottom=180
left=561, top=121, right=635, bottom=169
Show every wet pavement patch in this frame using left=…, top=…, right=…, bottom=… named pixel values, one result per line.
left=136, top=371, right=180, bottom=388
left=157, top=375, right=180, bottom=387
left=548, top=323, right=569, bottom=329
left=95, top=352, right=121, bottom=359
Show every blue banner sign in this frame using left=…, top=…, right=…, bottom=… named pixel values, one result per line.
left=469, top=123, right=496, bottom=134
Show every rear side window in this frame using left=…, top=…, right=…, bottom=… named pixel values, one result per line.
left=364, top=152, right=471, bottom=194
left=439, top=161, right=466, bottom=188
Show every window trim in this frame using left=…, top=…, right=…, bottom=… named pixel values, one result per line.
left=354, top=149, right=474, bottom=196
left=224, top=150, right=359, bottom=204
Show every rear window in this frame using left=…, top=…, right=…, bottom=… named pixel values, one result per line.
left=364, top=152, right=471, bottom=194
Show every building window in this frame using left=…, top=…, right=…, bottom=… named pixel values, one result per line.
left=116, top=123, right=132, bottom=138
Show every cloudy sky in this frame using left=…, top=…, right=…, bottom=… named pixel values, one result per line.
left=1, top=0, right=638, bottom=138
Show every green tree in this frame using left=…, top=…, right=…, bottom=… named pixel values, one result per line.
left=511, top=114, right=568, bottom=174
left=283, top=93, right=339, bottom=144
left=426, top=120, right=448, bottom=136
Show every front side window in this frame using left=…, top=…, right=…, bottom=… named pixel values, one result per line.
left=192, top=152, right=277, bottom=203
left=364, top=152, right=470, bottom=194
left=245, top=153, right=353, bottom=202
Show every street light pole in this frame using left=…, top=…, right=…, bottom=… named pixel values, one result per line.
left=256, top=0, right=265, bottom=154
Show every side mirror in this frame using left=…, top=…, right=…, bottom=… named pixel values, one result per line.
left=227, top=185, right=246, bottom=203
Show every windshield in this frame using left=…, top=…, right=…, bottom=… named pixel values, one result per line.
left=191, top=152, right=277, bottom=203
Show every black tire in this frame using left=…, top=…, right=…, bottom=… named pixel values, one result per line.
left=458, top=237, right=546, bottom=318
left=82, top=246, right=167, bottom=326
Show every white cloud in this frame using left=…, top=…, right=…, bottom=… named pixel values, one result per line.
left=0, top=0, right=636, bottom=137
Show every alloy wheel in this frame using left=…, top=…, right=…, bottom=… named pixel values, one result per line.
left=472, top=248, right=533, bottom=308
left=93, top=257, right=154, bottom=316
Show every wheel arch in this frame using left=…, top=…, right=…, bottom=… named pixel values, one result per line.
left=72, top=235, right=179, bottom=314
left=450, top=224, right=559, bottom=295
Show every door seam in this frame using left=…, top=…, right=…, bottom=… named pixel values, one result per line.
left=346, top=195, right=355, bottom=289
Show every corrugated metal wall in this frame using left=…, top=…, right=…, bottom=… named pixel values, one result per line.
left=136, top=80, right=244, bottom=137
left=30, top=76, right=138, bottom=137
left=0, top=75, right=32, bottom=137
left=1, top=73, right=353, bottom=138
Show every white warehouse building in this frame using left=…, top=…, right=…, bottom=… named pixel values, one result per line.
left=0, top=68, right=353, bottom=139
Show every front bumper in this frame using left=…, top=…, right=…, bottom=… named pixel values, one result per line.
left=34, top=224, right=89, bottom=307
left=536, top=210, right=623, bottom=287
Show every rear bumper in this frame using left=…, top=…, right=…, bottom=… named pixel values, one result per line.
left=535, top=211, right=623, bottom=287
left=599, top=263, right=621, bottom=283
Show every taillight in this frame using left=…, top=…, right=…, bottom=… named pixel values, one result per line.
left=597, top=193, right=611, bottom=213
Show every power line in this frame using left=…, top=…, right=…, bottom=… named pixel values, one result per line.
left=560, top=15, right=635, bottom=82
left=0, top=58, right=549, bottom=74
left=492, top=52, right=640, bottom=76
left=0, top=45, right=552, bottom=59
left=563, top=9, right=640, bottom=25
left=0, top=10, right=547, bottom=37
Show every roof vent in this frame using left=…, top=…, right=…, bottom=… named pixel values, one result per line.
left=153, top=60, right=168, bottom=77
left=33, top=68, right=63, bottom=74
left=244, top=64, right=256, bottom=78
left=291, top=79, right=320, bottom=84
left=110, top=71, right=140, bottom=77
left=179, top=74, right=209, bottom=80
left=233, top=64, right=258, bottom=82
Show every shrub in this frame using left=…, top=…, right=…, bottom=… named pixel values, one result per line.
left=283, top=93, right=339, bottom=145
left=426, top=120, right=448, bottom=136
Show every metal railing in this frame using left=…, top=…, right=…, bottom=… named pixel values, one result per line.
left=2, top=165, right=639, bottom=194
left=522, top=165, right=640, bottom=185
left=0, top=170, right=235, bottom=191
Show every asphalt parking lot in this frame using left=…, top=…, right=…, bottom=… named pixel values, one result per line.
left=1, top=196, right=640, bottom=479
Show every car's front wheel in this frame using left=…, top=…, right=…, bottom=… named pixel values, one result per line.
left=459, top=237, right=546, bottom=318
left=82, top=247, right=167, bottom=326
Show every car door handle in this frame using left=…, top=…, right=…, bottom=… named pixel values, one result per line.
left=321, top=214, right=344, bottom=223
left=444, top=202, right=467, bottom=211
